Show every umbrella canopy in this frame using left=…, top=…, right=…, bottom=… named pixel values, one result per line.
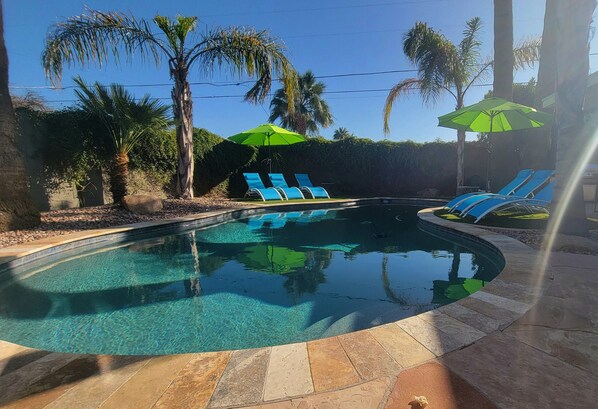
left=238, top=245, right=306, bottom=275
left=229, top=123, right=306, bottom=145
left=437, top=97, right=552, bottom=133
left=228, top=124, right=306, bottom=172
left=438, top=97, right=552, bottom=190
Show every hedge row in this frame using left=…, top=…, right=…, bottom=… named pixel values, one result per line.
left=17, top=106, right=558, bottom=200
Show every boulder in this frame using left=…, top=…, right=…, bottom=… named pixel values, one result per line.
left=416, top=188, right=440, bottom=198
left=122, top=195, right=163, bottom=214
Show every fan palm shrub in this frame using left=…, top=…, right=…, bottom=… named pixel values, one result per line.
left=74, top=77, right=170, bottom=203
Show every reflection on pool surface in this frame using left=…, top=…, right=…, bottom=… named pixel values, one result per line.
left=0, top=205, right=503, bottom=354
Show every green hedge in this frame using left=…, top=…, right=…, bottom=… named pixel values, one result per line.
left=18, top=105, right=562, bottom=199
left=228, top=137, right=490, bottom=197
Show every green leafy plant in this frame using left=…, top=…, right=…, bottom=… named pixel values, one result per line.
left=73, top=76, right=170, bottom=203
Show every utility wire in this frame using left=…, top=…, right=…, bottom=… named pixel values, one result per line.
left=15, top=51, right=598, bottom=91
left=9, top=68, right=422, bottom=90
left=35, top=82, right=525, bottom=104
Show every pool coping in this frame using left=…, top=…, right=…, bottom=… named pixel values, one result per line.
left=0, top=199, right=552, bottom=408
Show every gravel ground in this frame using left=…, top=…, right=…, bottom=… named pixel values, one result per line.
left=0, top=198, right=249, bottom=249
left=488, top=227, right=598, bottom=255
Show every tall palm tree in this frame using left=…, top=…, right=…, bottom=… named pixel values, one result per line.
left=493, top=0, right=514, bottom=100
left=0, top=0, right=39, bottom=231
left=535, top=0, right=559, bottom=109
left=550, top=0, right=597, bottom=235
left=534, top=0, right=559, bottom=163
left=74, top=77, right=170, bottom=203
left=384, top=18, right=539, bottom=194
left=332, top=127, right=354, bottom=140
left=269, top=70, right=332, bottom=135
left=42, top=10, right=297, bottom=199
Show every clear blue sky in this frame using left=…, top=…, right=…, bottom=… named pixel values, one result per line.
left=5, top=0, right=598, bottom=142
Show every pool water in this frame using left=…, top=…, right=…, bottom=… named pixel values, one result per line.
left=0, top=205, right=503, bottom=355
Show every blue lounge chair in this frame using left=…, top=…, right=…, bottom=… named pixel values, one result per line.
left=243, top=173, right=283, bottom=201
left=247, top=212, right=302, bottom=229
left=446, top=169, right=533, bottom=210
left=268, top=173, right=305, bottom=200
left=294, top=173, right=330, bottom=199
left=467, top=181, right=554, bottom=223
left=453, top=170, right=554, bottom=215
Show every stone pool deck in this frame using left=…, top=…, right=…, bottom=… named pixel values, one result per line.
left=0, top=202, right=597, bottom=408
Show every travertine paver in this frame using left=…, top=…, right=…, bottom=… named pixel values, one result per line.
left=99, top=354, right=193, bottom=409
left=153, top=352, right=231, bottom=409
left=263, top=343, right=313, bottom=401
left=457, top=296, right=520, bottom=326
left=482, top=279, right=542, bottom=304
left=0, top=340, right=30, bottom=362
left=307, top=337, right=360, bottom=392
left=338, top=330, right=399, bottom=380
left=395, top=316, right=462, bottom=356
left=208, top=348, right=270, bottom=408
left=1, top=348, right=50, bottom=378
left=240, top=377, right=391, bottom=409
left=418, top=309, right=486, bottom=346
left=368, top=324, right=435, bottom=368
left=384, top=361, right=498, bottom=409
left=506, top=257, right=598, bottom=376
left=439, top=303, right=502, bottom=334
left=2, top=355, right=101, bottom=409
left=0, top=352, right=79, bottom=405
left=441, top=332, right=598, bottom=408
left=469, top=290, right=530, bottom=314
left=44, top=356, right=149, bottom=409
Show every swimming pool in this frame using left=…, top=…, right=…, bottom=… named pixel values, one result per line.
left=0, top=205, right=503, bottom=355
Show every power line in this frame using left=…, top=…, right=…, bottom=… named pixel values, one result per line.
left=35, top=82, right=514, bottom=104
left=8, top=68, right=422, bottom=91
left=14, top=52, right=598, bottom=92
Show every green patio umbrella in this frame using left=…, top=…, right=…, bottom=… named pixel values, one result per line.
left=438, top=97, right=553, bottom=189
left=228, top=124, right=307, bottom=172
left=238, top=245, right=306, bottom=275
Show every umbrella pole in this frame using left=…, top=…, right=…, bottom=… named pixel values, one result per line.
left=268, top=134, right=272, bottom=173
left=486, top=114, right=493, bottom=191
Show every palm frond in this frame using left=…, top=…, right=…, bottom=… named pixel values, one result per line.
left=383, top=78, right=422, bottom=134
left=189, top=27, right=297, bottom=106
left=43, top=8, right=168, bottom=85
left=73, top=76, right=169, bottom=154
left=153, top=15, right=197, bottom=55
left=403, top=22, right=457, bottom=105
left=268, top=71, right=332, bottom=135
left=459, top=17, right=482, bottom=76
left=513, top=37, right=541, bottom=70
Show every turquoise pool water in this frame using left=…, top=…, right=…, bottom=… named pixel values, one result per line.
left=0, top=205, right=503, bottom=355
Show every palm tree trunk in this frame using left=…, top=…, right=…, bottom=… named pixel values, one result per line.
left=0, top=0, right=39, bottom=231
left=456, top=129, right=466, bottom=195
left=535, top=0, right=559, bottom=108
left=172, top=65, right=194, bottom=199
left=551, top=0, right=596, bottom=236
left=535, top=0, right=558, bottom=165
left=493, top=0, right=514, bottom=100
left=110, top=152, right=129, bottom=203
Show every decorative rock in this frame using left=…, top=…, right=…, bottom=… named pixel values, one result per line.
left=121, top=195, right=163, bottom=214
